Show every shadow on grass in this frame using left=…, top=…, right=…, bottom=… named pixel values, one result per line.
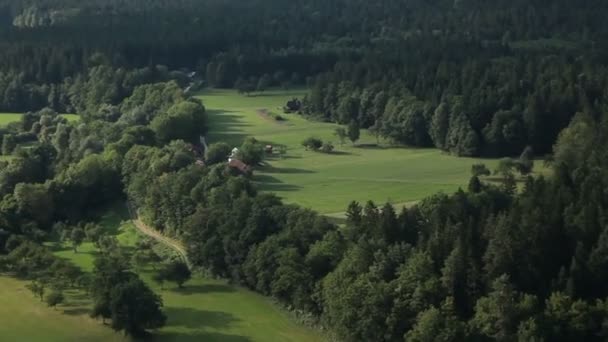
left=153, top=331, right=251, bottom=342
left=483, top=176, right=529, bottom=184
left=253, top=174, right=283, bottom=184
left=63, top=307, right=90, bottom=316
left=171, top=284, right=236, bottom=295
left=325, top=216, right=347, bottom=225
left=259, top=166, right=315, bottom=174
left=164, top=307, right=241, bottom=330
left=329, top=150, right=356, bottom=156
left=255, top=182, right=302, bottom=192
left=354, top=143, right=387, bottom=150
left=207, top=110, right=252, bottom=128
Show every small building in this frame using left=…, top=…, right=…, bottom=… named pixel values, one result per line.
left=230, top=147, right=240, bottom=159
left=265, top=145, right=274, bottom=154
left=228, top=159, right=252, bottom=175
left=195, top=159, right=206, bottom=167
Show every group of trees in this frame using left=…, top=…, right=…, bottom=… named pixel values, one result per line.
left=0, top=70, right=212, bottom=336
left=302, top=53, right=608, bottom=157
left=302, top=137, right=334, bottom=153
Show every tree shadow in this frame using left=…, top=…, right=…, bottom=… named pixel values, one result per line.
left=483, top=176, right=529, bottom=183
left=354, top=143, right=388, bottom=150
left=62, top=307, right=90, bottom=316
left=164, top=307, right=240, bottom=330
left=207, top=110, right=252, bottom=128
left=171, top=283, right=236, bottom=295
left=328, top=150, right=356, bottom=156
left=256, top=182, right=302, bottom=192
left=152, top=331, right=251, bottom=342
left=253, top=174, right=283, bottom=184
left=259, top=166, right=315, bottom=174
left=325, top=216, right=347, bottom=225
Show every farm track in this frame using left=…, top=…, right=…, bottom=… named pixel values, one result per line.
left=132, top=218, right=191, bottom=268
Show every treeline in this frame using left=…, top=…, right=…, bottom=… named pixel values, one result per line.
left=1, top=0, right=608, bottom=122
left=302, top=44, right=608, bottom=157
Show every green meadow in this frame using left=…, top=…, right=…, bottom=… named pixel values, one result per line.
left=198, top=89, right=546, bottom=214
left=0, top=113, right=79, bottom=126
left=0, top=276, right=128, bottom=342
left=0, top=206, right=322, bottom=342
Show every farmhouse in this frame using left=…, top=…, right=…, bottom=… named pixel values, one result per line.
left=228, top=159, right=252, bottom=175
left=230, top=147, right=239, bottom=160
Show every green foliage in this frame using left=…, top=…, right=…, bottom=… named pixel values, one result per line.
left=256, top=74, right=272, bottom=93
left=472, top=164, right=491, bottom=177
left=301, top=137, right=322, bottom=150
left=205, top=142, right=231, bottom=165
left=405, top=298, right=466, bottom=342
left=109, top=277, right=166, bottom=336
left=156, top=260, right=191, bottom=288
left=70, top=228, right=85, bottom=253
left=334, top=127, right=347, bottom=145
left=320, top=142, right=334, bottom=154
left=2, top=134, right=16, bottom=155
left=151, top=100, right=207, bottom=144
left=347, top=120, right=360, bottom=145
left=469, top=275, right=538, bottom=341
left=45, top=290, right=64, bottom=308
left=90, top=252, right=165, bottom=337
left=26, top=280, right=46, bottom=301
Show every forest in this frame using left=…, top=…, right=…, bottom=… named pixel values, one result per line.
left=0, top=0, right=608, bottom=340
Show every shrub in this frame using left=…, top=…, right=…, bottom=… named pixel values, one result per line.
left=205, top=142, right=232, bottom=165
left=321, top=142, right=335, bottom=153
left=302, top=137, right=323, bottom=150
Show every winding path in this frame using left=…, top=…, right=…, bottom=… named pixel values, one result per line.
left=131, top=218, right=191, bottom=269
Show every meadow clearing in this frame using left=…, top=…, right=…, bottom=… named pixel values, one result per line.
left=1, top=206, right=322, bottom=342
left=198, top=89, right=547, bottom=215
left=0, top=113, right=79, bottom=126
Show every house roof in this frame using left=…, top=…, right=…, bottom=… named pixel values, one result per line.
left=228, top=159, right=251, bottom=174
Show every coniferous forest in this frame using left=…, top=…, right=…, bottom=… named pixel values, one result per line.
left=1, top=1, right=608, bottom=341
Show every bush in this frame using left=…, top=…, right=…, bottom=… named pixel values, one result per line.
left=320, top=142, right=335, bottom=153
left=239, top=137, right=265, bottom=165
left=45, top=290, right=64, bottom=308
left=205, top=142, right=232, bottom=165
left=471, top=163, right=491, bottom=177
left=302, top=137, right=323, bottom=150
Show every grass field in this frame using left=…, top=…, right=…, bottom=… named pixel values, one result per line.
left=3, top=206, right=321, bottom=342
left=198, top=89, right=547, bottom=214
left=0, top=113, right=80, bottom=126
left=0, top=276, right=128, bottom=342
left=0, top=113, right=24, bottom=126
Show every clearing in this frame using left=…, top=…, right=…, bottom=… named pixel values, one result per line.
left=0, top=113, right=80, bottom=126
left=0, top=276, right=127, bottom=342
left=198, top=89, right=546, bottom=214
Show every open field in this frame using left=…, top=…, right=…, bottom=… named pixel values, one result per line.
left=47, top=206, right=322, bottom=342
left=0, top=113, right=79, bottom=126
left=0, top=113, right=24, bottom=126
left=198, top=89, right=548, bottom=214
left=0, top=276, right=128, bottom=342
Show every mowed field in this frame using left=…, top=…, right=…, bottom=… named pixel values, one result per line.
left=198, top=89, right=544, bottom=214
left=1, top=206, right=322, bottom=342
left=0, top=276, right=128, bottom=342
